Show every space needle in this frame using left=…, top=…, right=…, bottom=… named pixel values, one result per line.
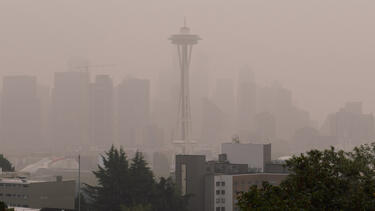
left=169, top=20, right=201, bottom=154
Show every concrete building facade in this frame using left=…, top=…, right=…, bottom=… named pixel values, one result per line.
left=0, top=177, right=75, bottom=210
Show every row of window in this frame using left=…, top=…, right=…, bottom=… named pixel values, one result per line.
left=215, top=181, right=225, bottom=187
left=215, top=198, right=225, bottom=203
left=216, top=207, right=225, bottom=211
left=0, top=183, right=29, bottom=188
left=215, top=189, right=225, bottom=195
left=0, top=193, right=29, bottom=199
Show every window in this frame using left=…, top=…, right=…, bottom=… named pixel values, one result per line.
left=216, top=207, right=221, bottom=211
left=216, top=190, right=220, bottom=195
left=221, top=207, right=226, bottom=211
left=23, top=184, right=29, bottom=188
left=221, top=198, right=225, bottom=203
left=0, top=183, right=3, bottom=187
left=216, top=198, right=220, bottom=203
left=0, top=193, right=2, bottom=197
left=221, top=181, right=225, bottom=186
left=221, top=190, right=225, bottom=194
left=216, top=181, right=220, bottom=187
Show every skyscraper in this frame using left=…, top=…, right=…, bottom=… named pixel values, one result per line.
left=1, top=76, right=41, bottom=152
left=51, top=71, right=90, bottom=151
left=237, top=68, right=256, bottom=137
left=117, top=77, right=150, bottom=147
left=90, top=75, right=114, bottom=149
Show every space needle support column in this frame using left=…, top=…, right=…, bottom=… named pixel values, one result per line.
left=170, top=22, right=201, bottom=154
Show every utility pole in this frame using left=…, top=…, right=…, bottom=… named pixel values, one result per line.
left=78, top=154, right=81, bottom=211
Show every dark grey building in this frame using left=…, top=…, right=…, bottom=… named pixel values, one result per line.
left=175, top=154, right=251, bottom=211
left=175, top=155, right=207, bottom=211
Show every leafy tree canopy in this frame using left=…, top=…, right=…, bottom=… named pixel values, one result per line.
left=237, top=143, right=375, bottom=210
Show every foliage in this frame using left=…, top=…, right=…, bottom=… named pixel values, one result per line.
left=0, top=202, right=7, bottom=211
left=237, top=144, right=375, bottom=210
left=121, top=204, right=152, bottom=211
left=84, top=146, right=188, bottom=211
left=75, top=193, right=90, bottom=211
left=0, top=155, right=14, bottom=172
left=0, top=202, right=15, bottom=211
left=151, top=177, right=189, bottom=211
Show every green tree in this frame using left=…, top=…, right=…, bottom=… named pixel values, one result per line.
left=0, top=201, right=7, bottom=211
left=121, top=204, right=152, bottom=211
left=0, top=155, right=14, bottom=172
left=85, top=146, right=189, bottom=211
left=237, top=144, right=375, bottom=210
left=151, top=177, right=190, bottom=211
left=84, top=146, right=131, bottom=211
left=129, top=151, right=155, bottom=206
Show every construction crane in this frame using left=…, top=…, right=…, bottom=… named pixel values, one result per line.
left=71, top=64, right=116, bottom=72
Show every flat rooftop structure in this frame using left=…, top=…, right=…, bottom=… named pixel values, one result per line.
left=0, top=176, right=75, bottom=209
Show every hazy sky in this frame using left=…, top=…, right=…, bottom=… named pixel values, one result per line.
left=1, top=0, right=375, bottom=123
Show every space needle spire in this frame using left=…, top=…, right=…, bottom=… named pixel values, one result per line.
left=169, top=20, right=201, bottom=154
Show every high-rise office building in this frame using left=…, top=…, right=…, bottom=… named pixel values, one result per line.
left=90, top=75, right=114, bottom=149
left=200, top=98, right=225, bottom=144
left=51, top=71, right=90, bottom=151
left=1, top=76, right=41, bottom=152
left=321, top=102, right=374, bottom=148
left=257, top=82, right=311, bottom=140
left=117, top=77, right=150, bottom=147
left=237, top=68, right=256, bottom=137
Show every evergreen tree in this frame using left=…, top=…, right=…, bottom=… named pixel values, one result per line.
left=151, top=177, right=190, bottom=211
left=0, top=155, right=14, bottom=172
left=85, top=146, right=130, bottom=211
left=85, top=146, right=189, bottom=211
left=129, top=151, right=154, bottom=206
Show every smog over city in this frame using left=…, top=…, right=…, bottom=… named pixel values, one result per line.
left=1, top=1, right=375, bottom=210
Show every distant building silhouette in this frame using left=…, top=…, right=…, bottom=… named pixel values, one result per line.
left=255, top=112, right=276, bottom=141
left=90, top=75, right=114, bottom=149
left=237, top=68, right=256, bottom=138
left=117, top=77, right=150, bottom=147
left=212, top=78, right=235, bottom=140
left=1, top=76, right=41, bottom=152
left=321, top=102, right=374, bottom=148
left=257, top=82, right=312, bottom=140
left=51, top=71, right=90, bottom=151
left=200, top=98, right=225, bottom=144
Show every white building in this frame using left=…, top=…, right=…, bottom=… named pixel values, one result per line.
left=206, top=173, right=288, bottom=211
